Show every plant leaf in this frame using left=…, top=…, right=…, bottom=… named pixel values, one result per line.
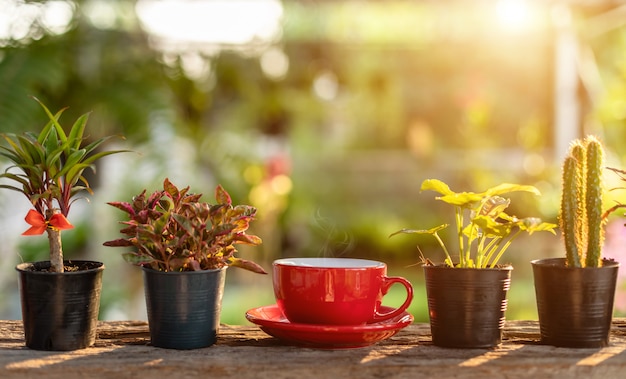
left=485, top=183, right=541, bottom=197
left=420, top=179, right=454, bottom=196
left=122, top=252, right=154, bottom=265
left=471, top=215, right=512, bottom=238
left=33, top=96, right=68, bottom=145
left=228, top=257, right=267, bottom=274
left=519, top=217, right=557, bottom=235
left=389, top=224, right=449, bottom=238
left=67, top=112, right=90, bottom=149
left=215, top=184, right=232, bottom=205
left=233, top=233, right=263, bottom=245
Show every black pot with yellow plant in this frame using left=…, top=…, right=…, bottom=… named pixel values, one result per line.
left=392, top=179, right=556, bottom=348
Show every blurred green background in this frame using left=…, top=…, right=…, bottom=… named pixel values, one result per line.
left=2, top=0, right=626, bottom=325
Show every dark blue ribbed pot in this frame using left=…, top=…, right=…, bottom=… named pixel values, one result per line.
left=16, top=260, right=104, bottom=351
left=142, top=266, right=226, bottom=350
left=532, top=258, right=619, bottom=348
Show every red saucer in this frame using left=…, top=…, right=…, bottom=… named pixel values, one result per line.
left=245, top=304, right=413, bottom=349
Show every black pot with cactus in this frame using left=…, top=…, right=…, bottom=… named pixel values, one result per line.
left=532, top=135, right=619, bottom=348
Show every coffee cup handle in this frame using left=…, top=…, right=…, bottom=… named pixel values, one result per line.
left=372, top=276, right=414, bottom=323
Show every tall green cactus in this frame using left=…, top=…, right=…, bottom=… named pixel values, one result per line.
left=560, top=135, right=605, bottom=268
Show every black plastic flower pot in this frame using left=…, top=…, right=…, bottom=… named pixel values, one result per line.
left=531, top=257, right=619, bottom=348
left=424, top=264, right=513, bottom=348
left=15, top=260, right=104, bottom=351
left=142, top=266, right=226, bottom=350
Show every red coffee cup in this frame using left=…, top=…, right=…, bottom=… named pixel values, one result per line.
left=272, top=257, right=414, bottom=325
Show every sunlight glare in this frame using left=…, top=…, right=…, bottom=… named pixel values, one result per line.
left=523, top=153, right=546, bottom=176
left=180, top=52, right=211, bottom=81
left=260, top=47, right=289, bottom=79
left=135, top=0, right=283, bottom=48
left=0, top=0, right=74, bottom=42
left=271, top=174, right=293, bottom=196
left=83, top=0, right=117, bottom=29
left=0, top=1, right=38, bottom=41
left=494, top=0, right=536, bottom=33
left=313, top=71, right=339, bottom=101
left=40, top=1, right=74, bottom=34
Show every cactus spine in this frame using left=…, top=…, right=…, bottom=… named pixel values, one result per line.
left=560, top=135, right=604, bottom=268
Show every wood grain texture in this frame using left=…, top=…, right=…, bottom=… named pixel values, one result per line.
left=2, top=320, right=626, bottom=379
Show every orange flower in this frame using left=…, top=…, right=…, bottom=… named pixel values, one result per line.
left=22, top=209, right=74, bottom=236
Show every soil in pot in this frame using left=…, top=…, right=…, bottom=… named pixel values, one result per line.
left=532, top=257, right=619, bottom=348
left=16, top=260, right=104, bottom=351
left=424, top=264, right=513, bottom=348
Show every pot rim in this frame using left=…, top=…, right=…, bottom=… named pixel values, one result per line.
left=531, top=257, right=619, bottom=269
left=423, top=263, right=513, bottom=271
left=141, top=265, right=227, bottom=275
left=15, top=260, right=105, bottom=275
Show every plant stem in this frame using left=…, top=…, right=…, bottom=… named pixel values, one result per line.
left=432, top=231, right=453, bottom=267
left=489, top=229, right=521, bottom=268
left=585, top=137, right=604, bottom=267
left=47, top=229, right=64, bottom=273
left=481, top=237, right=501, bottom=268
left=455, top=207, right=465, bottom=267
left=562, top=155, right=582, bottom=268
left=476, top=232, right=487, bottom=268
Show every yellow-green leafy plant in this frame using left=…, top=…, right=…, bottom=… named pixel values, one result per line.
left=391, top=179, right=557, bottom=268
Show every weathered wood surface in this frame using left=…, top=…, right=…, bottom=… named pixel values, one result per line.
left=2, top=319, right=626, bottom=379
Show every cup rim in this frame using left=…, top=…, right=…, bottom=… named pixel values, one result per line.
left=273, top=257, right=385, bottom=269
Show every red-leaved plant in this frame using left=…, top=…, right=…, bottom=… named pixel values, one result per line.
left=103, top=178, right=266, bottom=274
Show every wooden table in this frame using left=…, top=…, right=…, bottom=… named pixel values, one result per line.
left=2, top=319, right=626, bottom=379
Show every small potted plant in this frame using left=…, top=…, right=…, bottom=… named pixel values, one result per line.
left=391, top=179, right=556, bottom=348
left=532, top=135, right=620, bottom=348
left=0, top=97, right=127, bottom=351
left=104, top=178, right=266, bottom=349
